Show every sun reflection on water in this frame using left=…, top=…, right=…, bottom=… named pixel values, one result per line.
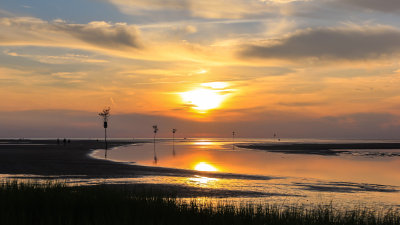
left=194, top=162, right=218, bottom=172
left=193, top=141, right=214, bottom=146
left=187, top=175, right=218, bottom=187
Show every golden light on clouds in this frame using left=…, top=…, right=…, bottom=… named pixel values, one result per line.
left=179, top=82, right=233, bottom=113
left=196, top=69, right=208, bottom=74
left=201, top=82, right=228, bottom=89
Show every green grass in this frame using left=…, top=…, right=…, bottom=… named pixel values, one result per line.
left=0, top=181, right=398, bottom=225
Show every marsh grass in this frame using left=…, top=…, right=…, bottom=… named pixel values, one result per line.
left=0, top=181, right=398, bottom=225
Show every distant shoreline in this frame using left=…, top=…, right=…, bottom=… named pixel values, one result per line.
left=238, top=142, right=400, bottom=155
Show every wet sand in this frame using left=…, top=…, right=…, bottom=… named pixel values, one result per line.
left=3, top=139, right=400, bottom=198
left=0, top=139, right=223, bottom=178
left=238, top=142, right=400, bottom=155
left=0, top=139, right=275, bottom=179
left=0, top=139, right=147, bottom=178
left=0, top=139, right=280, bottom=197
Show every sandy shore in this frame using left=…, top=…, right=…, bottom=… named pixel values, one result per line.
left=238, top=142, right=400, bottom=155
left=2, top=139, right=400, bottom=198
left=0, top=139, right=220, bottom=178
left=3, top=139, right=399, bottom=178
left=0, top=139, right=284, bottom=197
left=0, top=139, right=274, bottom=179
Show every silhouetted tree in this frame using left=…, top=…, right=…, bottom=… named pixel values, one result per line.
left=172, top=128, right=177, bottom=141
left=99, top=107, right=111, bottom=152
left=153, top=125, right=158, bottom=142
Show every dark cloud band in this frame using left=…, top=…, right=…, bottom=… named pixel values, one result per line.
left=240, top=26, right=400, bottom=60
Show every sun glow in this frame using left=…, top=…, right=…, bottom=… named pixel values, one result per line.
left=201, top=82, right=228, bottom=89
left=180, top=88, right=226, bottom=111
left=194, top=162, right=218, bottom=172
left=179, top=82, right=232, bottom=113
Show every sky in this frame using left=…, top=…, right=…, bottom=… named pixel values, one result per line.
left=1, top=0, right=400, bottom=138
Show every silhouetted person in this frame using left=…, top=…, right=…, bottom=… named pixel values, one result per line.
left=63, top=138, right=66, bottom=145
left=153, top=155, right=158, bottom=165
left=68, top=139, right=71, bottom=143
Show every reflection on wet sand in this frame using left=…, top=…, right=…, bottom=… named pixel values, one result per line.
left=188, top=175, right=219, bottom=187
left=92, top=138, right=400, bottom=209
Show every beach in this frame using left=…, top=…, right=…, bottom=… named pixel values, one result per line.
left=0, top=139, right=145, bottom=178
left=2, top=139, right=400, bottom=201
left=0, top=139, right=276, bottom=197
left=238, top=142, right=400, bottom=155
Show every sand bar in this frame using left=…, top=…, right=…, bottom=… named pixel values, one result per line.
left=238, top=142, right=400, bottom=155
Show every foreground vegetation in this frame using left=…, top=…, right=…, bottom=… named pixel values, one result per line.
left=0, top=181, right=398, bottom=225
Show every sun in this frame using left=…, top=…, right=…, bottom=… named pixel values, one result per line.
left=194, top=162, right=218, bottom=172
left=180, top=88, right=225, bottom=111
left=179, top=82, right=232, bottom=113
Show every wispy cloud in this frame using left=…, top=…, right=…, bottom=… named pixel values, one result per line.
left=335, top=0, right=400, bottom=13
left=0, top=17, right=142, bottom=54
left=53, top=20, right=142, bottom=50
left=106, top=0, right=288, bottom=19
left=3, top=50, right=108, bottom=64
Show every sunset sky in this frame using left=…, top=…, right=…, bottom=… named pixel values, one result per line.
left=1, top=0, right=400, bottom=138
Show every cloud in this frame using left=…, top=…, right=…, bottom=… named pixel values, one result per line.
left=336, top=0, right=400, bottom=13
left=174, top=25, right=197, bottom=35
left=106, top=0, right=286, bottom=19
left=277, top=101, right=322, bottom=107
left=240, top=25, right=400, bottom=60
left=51, top=72, right=87, bottom=80
left=0, top=17, right=142, bottom=53
left=0, top=9, right=14, bottom=17
left=53, top=21, right=142, bottom=50
left=1, top=110, right=399, bottom=139
left=3, top=50, right=108, bottom=64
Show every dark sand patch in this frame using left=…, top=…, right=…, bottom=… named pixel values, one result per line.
left=80, top=183, right=300, bottom=198
left=238, top=143, right=400, bottom=155
left=293, top=181, right=399, bottom=193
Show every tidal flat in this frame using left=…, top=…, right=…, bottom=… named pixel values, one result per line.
left=1, top=138, right=400, bottom=224
left=1, top=181, right=399, bottom=225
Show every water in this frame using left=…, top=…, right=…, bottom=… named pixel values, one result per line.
left=91, top=138, right=400, bottom=208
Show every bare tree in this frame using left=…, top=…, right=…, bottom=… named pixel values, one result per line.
left=153, top=125, right=158, bottom=142
left=99, top=107, right=111, bottom=152
left=172, top=128, right=177, bottom=141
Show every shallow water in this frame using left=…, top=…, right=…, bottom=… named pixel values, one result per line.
left=90, top=138, right=400, bottom=208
